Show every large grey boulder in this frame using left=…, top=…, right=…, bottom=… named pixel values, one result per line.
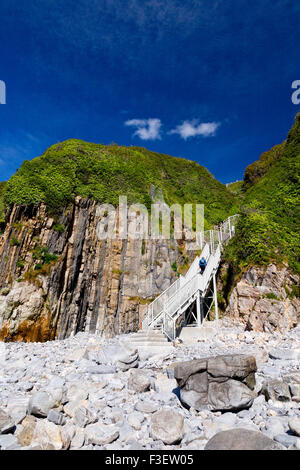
left=150, top=409, right=184, bottom=445
left=174, top=354, right=256, bottom=412
left=207, top=355, right=256, bottom=389
left=205, top=428, right=285, bottom=450
left=207, top=379, right=254, bottom=411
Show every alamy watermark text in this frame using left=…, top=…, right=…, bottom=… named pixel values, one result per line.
left=0, top=80, right=6, bottom=104
left=292, top=80, right=300, bottom=105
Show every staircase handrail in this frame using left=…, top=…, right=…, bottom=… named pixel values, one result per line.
left=143, top=214, right=239, bottom=331
left=164, top=243, right=220, bottom=320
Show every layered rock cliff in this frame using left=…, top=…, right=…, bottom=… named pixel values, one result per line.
left=0, top=197, right=193, bottom=342
left=224, top=264, right=300, bottom=333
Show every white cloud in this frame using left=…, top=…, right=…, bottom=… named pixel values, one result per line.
left=125, top=118, right=162, bottom=140
left=169, top=120, right=220, bottom=139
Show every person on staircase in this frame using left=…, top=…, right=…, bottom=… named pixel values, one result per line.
left=199, top=257, right=207, bottom=274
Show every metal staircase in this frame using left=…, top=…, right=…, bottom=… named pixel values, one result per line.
left=142, top=215, right=239, bottom=340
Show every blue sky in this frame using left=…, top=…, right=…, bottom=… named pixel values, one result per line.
left=0, top=0, right=299, bottom=184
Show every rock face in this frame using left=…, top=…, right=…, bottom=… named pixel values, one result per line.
left=225, top=264, right=300, bottom=333
left=0, top=199, right=187, bottom=341
left=0, top=282, right=52, bottom=342
left=204, top=428, right=285, bottom=450
left=174, top=355, right=257, bottom=412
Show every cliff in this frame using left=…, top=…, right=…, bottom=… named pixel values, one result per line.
left=0, top=197, right=197, bottom=341
left=219, top=113, right=300, bottom=330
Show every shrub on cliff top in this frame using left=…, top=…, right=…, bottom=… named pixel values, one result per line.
left=2, top=139, right=237, bottom=227
left=225, top=114, right=300, bottom=274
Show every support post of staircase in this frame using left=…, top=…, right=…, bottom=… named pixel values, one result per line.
left=213, top=272, right=218, bottom=322
left=196, top=291, right=201, bottom=327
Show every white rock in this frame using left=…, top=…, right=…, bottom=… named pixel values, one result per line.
left=0, top=342, right=7, bottom=365
left=70, top=428, right=85, bottom=449
left=135, top=400, right=159, bottom=414
left=28, top=391, right=58, bottom=417
left=154, top=374, right=177, bottom=395
left=66, top=383, right=89, bottom=402
left=6, top=397, right=29, bottom=425
left=84, top=423, right=119, bottom=446
left=31, top=420, right=64, bottom=450
left=127, top=412, right=144, bottom=430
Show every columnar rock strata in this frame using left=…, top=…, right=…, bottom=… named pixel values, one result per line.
left=0, top=198, right=190, bottom=341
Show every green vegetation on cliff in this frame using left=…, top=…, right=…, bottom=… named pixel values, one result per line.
left=226, top=113, right=300, bottom=274
left=0, top=181, right=7, bottom=227
left=3, top=140, right=237, bottom=227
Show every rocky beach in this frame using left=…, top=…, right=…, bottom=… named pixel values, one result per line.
left=0, top=319, right=300, bottom=451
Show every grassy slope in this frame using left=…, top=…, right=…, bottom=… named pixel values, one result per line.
left=3, top=140, right=238, bottom=228
left=225, top=113, right=300, bottom=274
